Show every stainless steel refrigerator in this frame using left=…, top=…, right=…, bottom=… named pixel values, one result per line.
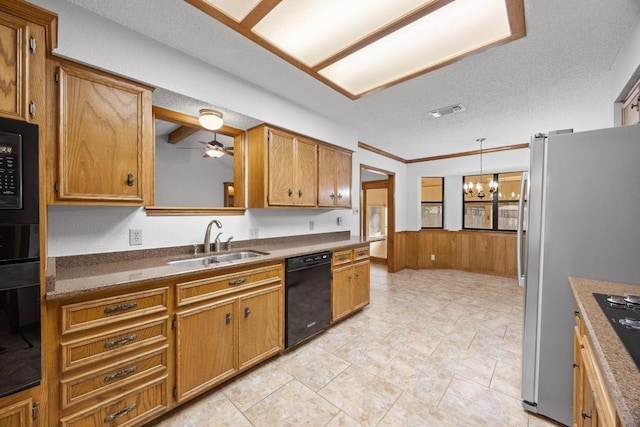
left=517, top=124, right=640, bottom=426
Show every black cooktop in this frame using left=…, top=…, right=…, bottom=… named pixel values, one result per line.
left=593, top=293, right=640, bottom=370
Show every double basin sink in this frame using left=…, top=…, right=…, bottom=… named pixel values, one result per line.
left=167, top=250, right=269, bottom=268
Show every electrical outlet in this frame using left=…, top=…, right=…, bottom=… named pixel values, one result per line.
left=249, top=228, right=259, bottom=238
left=431, top=254, right=436, bottom=261
left=129, top=229, right=143, bottom=246
left=309, top=220, right=314, bottom=231
left=337, top=216, right=342, bottom=226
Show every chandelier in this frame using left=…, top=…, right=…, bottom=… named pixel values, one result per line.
left=463, top=138, right=498, bottom=199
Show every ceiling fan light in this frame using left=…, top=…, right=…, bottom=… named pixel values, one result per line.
left=204, top=147, right=224, bottom=158
left=198, top=109, right=224, bottom=130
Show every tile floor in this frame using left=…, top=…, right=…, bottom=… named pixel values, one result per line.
left=147, top=265, right=564, bottom=427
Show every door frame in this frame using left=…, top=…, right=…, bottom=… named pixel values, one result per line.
left=360, top=164, right=395, bottom=272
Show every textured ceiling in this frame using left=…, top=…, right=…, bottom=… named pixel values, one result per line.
left=62, top=0, right=640, bottom=159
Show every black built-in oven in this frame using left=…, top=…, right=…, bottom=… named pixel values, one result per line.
left=0, top=117, right=41, bottom=398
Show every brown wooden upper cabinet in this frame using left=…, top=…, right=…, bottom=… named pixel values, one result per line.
left=247, top=124, right=352, bottom=208
left=0, top=2, right=54, bottom=125
left=318, top=145, right=351, bottom=208
left=622, top=79, right=639, bottom=126
left=247, top=125, right=318, bottom=207
left=46, top=58, right=154, bottom=205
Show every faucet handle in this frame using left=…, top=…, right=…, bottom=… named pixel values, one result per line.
left=226, top=236, right=234, bottom=251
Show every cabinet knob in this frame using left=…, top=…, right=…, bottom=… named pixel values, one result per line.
left=244, top=307, right=251, bottom=318
left=330, top=192, right=335, bottom=199
left=127, top=173, right=135, bottom=186
left=288, top=188, right=293, bottom=197
left=225, top=312, right=232, bottom=324
left=581, top=411, right=592, bottom=420
left=632, top=96, right=639, bottom=110
left=298, top=189, right=302, bottom=197
left=337, top=193, right=342, bottom=200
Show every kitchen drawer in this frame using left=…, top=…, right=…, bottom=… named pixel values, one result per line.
left=60, top=376, right=167, bottom=427
left=61, top=287, right=169, bottom=335
left=175, top=263, right=282, bottom=307
left=353, top=246, right=370, bottom=261
left=61, top=317, right=168, bottom=372
left=332, top=250, right=352, bottom=267
left=61, top=345, right=168, bottom=410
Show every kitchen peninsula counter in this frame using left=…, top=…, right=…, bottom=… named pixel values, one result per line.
left=569, top=276, right=640, bottom=427
left=47, top=232, right=379, bottom=299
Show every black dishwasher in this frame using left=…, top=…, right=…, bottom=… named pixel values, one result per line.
left=285, top=251, right=332, bottom=349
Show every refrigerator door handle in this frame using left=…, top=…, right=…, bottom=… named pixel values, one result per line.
left=517, top=171, right=528, bottom=287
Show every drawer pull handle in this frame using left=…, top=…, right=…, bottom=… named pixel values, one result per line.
left=104, top=334, right=137, bottom=349
left=244, top=307, right=251, bottom=318
left=104, top=302, right=138, bottom=314
left=357, top=252, right=366, bottom=257
left=104, top=365, right=138, bottom=382
left=338, top=256, right=346, bottom=261
left=581, top=411, right=592, bottom=420
left=225, top=313, right=232, bottom=324
left=104, top=403, right=137, bottom=422
left=229, top=278, right=247, bottom=286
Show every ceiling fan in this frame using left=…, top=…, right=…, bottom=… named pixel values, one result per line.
left=177, top=133, right=234, bottom=158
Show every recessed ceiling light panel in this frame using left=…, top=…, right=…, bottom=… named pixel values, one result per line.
left=428, top=104, right=465, bottom=118
left=201, top=0, right=261, bottom=21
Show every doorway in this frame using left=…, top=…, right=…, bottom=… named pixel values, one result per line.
left=360, top=165, right=395, bottom=271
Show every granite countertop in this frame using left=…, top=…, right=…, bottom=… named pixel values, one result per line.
left=47, top=233, right=378, bottom=300
left=569, top=277, right=640, bottom=427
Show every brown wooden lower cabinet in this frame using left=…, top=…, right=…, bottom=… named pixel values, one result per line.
left=331, top=247, right=371, bottom=322
left=393, top=230, right=518, bottom=277
left=573, top=310, right=620, bottom=427
left=0, top=391, right=36, bottom=427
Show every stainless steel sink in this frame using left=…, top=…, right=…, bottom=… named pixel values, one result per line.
left=167, top=250, right=268, bottom=267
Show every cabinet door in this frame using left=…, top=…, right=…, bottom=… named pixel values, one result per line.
left=238, top=285, right=282, bottom=370
left=267, top=128, right=295, bottom=205
left=0, top=397, right=33, bottom=427
left=294, top=138, right=317, bottom=206
left=175, top=299, right=237, bottom=402
left=317, top=146, right=335, bottom=206
left=352, top=261, right=370, bottom=311
left=622, top=83, right=639, bottom=126
left=55, top=63, right=150, bottom=203
left=331, top=265, right=352, bottom=322
left=0, top=12, right=34, bottom=122
left=335, top=150, right=352, bottom=207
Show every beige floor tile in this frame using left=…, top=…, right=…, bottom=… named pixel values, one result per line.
left=528, top=413, right=566, bottom=426
left=439, top=375, right=529, bottom=426
left=280, top=345, right=350, bottom=391
left=318, top=365, right=402, bottom=427
left=491, top=360, right=522, bottom=399
left=243, top=379, right=339, bottom=427
left=325, top=411, right=364, bottom=427
left=378, top=391, right=474, bottom=427
left=221, top=362, right=292, bottom=411
left=332, top=334, right=399, bottom=375
left=403, top=365, right=455, bottom=406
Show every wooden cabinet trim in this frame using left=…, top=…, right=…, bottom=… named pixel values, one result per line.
left=60, top=287, right=168, bottom=335
left=60, top=317, right=168, bottom=372
left=59, top=376, right=167, bottom=427
left=175, top=264, right=282, bottom=307
left=60, top=345, right=168, bottom=411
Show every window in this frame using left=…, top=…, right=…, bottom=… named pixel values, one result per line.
left=463, top=172, right=527, bottom=231
left=421, top=177, right=444, bottom=228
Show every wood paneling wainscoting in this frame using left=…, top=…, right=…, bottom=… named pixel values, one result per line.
left=391, top=230, right=518, bottom=277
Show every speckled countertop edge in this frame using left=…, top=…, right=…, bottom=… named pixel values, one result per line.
left=569, top=277, right=640, bottom=427
left=47, top=233, right=379, bottom=300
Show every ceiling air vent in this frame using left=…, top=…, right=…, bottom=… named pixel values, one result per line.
left=428, top=104, right=465, bottom=118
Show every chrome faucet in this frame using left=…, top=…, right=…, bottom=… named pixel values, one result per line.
left=203, top=219, right=222, bottom=253
left=225, top=236, right=234, bottom=251
left=214, top=232, right=223, bottom=252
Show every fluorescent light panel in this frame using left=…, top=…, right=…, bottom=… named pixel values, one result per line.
left=252, top=0, right=437, bottom=67
left=201, top=0, right=261, bottom=21
left=188, top=0, right=523, bottom=98
left=318, top=0, right=511, bottom=95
